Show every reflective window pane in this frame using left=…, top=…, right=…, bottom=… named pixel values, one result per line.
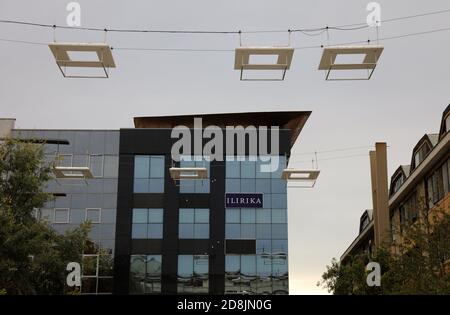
left=132, top=224, right=147, bottom=239
left=179, top=223, right=194, bottom=238
left=133, top=179, right=149, bottom=193
left=272, top=224, right=288, bottom=239
left=178, top=255, right=194, bottom=277
left=241, top=255, right=256, bottom=276
left=226, top=209, right=240, bottom=223
left=240, top=224, right=256, bottom=238
left=148, top=209, right=163, bottom=223
left=226, top=159, right=240, bottom=178
left=195, top=209, right=209, bottom=223
left=134, top=156, right=150, bottom=179
left=241, top=160, right=256, bottom=178
left=241, top=208, right=255, bottom=223
left=225, top=255, right=240, bottom=272
left=150, top=156, right=165, bottom=178
left=256, top=209, right=271, bottom=223
left=132, top=208, right=147, bottom=223
left=194, top=224, right=210, bottom=239
left=256, top=224, right=271, bottom=239
left=179, top=209, right=194, bottom=223
left=147, top=224, right=163, bottom=239
left=225, top=224, right=240, bottom=239
left=271, top=209, right=287, bottom=224
left=149, top=178, right=164, bottom=193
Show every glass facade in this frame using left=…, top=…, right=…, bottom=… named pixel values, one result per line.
left=12, top=129, right=120, bottom=294
left=225, top=156, right=288, bottom=294
left=132, top=208, right=164, bottom=239
left=129, top=255, right=162, bottom=294
left=11, top=128, right=291, bottom=295
left=134, top=155, right=165, bottom=193
left=179, top=208, right=210, bottom=239
left=177, top=255, right=209, bottom=293
left=179, top=156, right=210, bottom=193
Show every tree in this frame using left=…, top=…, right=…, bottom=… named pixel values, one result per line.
left=319, top=206, right=450, bottom=295
left=0, top=139, right=91, bottom=294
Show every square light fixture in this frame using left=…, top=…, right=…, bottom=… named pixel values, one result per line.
left=318, top=46, right=384, bottom=80
left=169, top=167, right=208, bottom=180
left=234, top=47, right=294, bottom=81
left=48, top=42, right=116, bottom=78
left=281, top=169, right=320, bottom=188
left=53, top=166, right=94, bottom=179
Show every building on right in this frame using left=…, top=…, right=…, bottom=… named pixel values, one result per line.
left=341, top=104, right=450, bottom=262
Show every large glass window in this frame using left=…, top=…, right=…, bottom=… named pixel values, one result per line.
left=179, top=208, right=210, bottom=239
left=179, top=156, right=210, bottom=193
left=133, top=156, right=165, bottom=193
left=177, top=255, right=209, bottom=293
left=130, top=255, right=162, bottom=294
left=132, top=208, right=164, bottom=239
left=225, top=254, right=288, bottom=295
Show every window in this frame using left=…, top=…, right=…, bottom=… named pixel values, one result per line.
left=225, top=254, right=288, bottom=294
left=179, top=156, right=210, bottom=193
left=132, top=208, right=164, bottom=239
left=414, top=142, right=431, bottom=168
left=130, top=255, right=162, bottom=294
left=54, top=208, right=69, bottom=223
left=134, top=156, right=165, bottom=193
left=80, top=254, right=113, bottom=294
left=89, top=155, right=104, bottom=177
left=86, top=208, right=101, bottom=223
left=427, top=167, right=445, bottom=207
left=177, top=255, right=209, bottom=293
left=179, top=208, right=210, bottom=239
left=391, top=174, right=404, bottom=195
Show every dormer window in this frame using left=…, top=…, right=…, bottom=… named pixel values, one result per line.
left=414, top=142, right=431, bottom=167
left=392, top=174, right=404, bottom=194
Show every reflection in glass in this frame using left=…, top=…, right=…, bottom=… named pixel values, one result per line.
left=130, top=255, right=162, bottom=294
left=177, top=255, right=209, bottom=293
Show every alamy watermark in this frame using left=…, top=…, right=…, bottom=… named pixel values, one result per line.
left=171, top=118, right=280, bottom=173
left=66, top=2, right=81, bottom=27
left=366, top=262, right=381, bottom=287
left=366, top=2, right=381, bottom=27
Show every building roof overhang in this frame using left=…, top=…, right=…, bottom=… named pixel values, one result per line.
left=134, top=111, right=311, bottom=149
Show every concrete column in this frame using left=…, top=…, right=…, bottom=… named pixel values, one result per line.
left=370, top=142, right=390, bottom=248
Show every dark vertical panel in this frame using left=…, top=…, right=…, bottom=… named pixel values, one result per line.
left=161, top=154, right=179, bottom=294
left=209, top=160, right=225, bottom=294
left=113, top=153, right=134, bottom=294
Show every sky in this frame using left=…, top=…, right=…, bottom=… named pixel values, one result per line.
left=1, top=0, right=449, bottom=294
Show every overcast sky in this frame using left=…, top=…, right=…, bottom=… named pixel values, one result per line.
left=1, top=0, right=449, bottom=294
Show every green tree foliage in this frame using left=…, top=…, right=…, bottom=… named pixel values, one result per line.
left=319, top=207, right=450, bottom=295
left=0, top=139, right=91, bottom=294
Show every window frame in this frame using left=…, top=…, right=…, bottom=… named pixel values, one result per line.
left=85, top=208, right=101, bottom=224
left=54, top=208, right=70, bottom=224
left=89, top=154, right=104, bottom=178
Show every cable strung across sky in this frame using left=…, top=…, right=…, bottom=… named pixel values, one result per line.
left=0, top=8, right=449, bottom=35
